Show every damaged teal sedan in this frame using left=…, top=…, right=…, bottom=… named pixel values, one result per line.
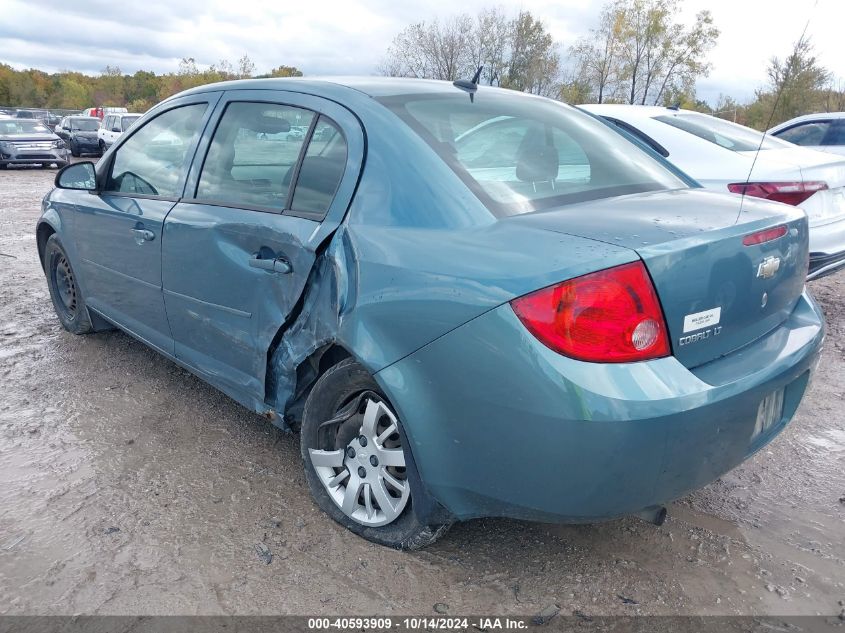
left=37, top=78, right=825, bottom=549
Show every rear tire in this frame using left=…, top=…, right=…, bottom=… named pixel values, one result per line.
left=44, top=234, right=94, bottom=335
left=300, top=358, right=450, bottom=549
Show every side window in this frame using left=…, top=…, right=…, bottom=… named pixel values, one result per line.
left=775, top=121, right=830, bottom=146
left=105, top=103, right=207, bottom=198
left=104, top=116, right=112, bottom=130
left=196, top=101, right=314, bottom=211
left=290, top=117, right=348, bottom=218
left=822, top=120, right=845, bottom=146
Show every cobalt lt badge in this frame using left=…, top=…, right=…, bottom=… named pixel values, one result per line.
left=757, top=256, right=781, bottom=279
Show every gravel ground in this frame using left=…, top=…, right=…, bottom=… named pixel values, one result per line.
left=0, top=163, right=843, bottom=617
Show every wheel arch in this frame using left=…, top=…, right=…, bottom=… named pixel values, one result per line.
left=36, top=217, right=59, bottom=271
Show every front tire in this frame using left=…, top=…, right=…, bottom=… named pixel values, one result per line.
left=70, top=140, right=80, bottom=158
left=300, top=358, right=450, bottom=549
left=44, top=234, right=94, bottom=335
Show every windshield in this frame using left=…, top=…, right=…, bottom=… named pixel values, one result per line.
left=122, top=116, right=140, bottom=131
left=0, top=120, right=51, bottom=135
left=654, top=113, right=791, bottom=152
left=381, top=91, right=688, bottom=216
left=70, top=118, right=99, bottom=131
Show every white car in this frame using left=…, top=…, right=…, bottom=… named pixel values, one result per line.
left=581, top=104, right=845, bottom=279
left=97, top=112, right=141, bottom=152
left=768, top=112, right=845, bottom=157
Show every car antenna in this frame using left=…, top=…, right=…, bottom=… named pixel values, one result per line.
left=453, top=66, right=483, bottom=102
left=737, top=1, right=818, bottom=223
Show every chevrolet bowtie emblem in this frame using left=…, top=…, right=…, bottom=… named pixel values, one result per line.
left=757, top=256, right=781, bottom=279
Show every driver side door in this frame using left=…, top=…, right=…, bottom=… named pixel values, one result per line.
left=73, top=94, right=220, bottom=355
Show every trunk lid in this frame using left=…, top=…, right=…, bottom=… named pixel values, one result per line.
left=511, top=188, right=809, bottom=368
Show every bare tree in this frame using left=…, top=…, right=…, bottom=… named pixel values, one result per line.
left=379, top=9, right=560, bottom=96
left=570, top=0, right=625, bottom=103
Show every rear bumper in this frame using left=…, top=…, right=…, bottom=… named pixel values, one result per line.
left=376, top=291, right=825, bottom=522
left=808, top=216, right=845, bottom=280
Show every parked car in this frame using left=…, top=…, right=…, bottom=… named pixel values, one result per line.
left=15, top=108, right=51, bottom=126
left=97, top=112, right=141, bottom=152
left=55, top=116, right=102, bottom=157
left=82, top=106, right=128, bottom=120
left=38, top=78, right=824, bottom=549
left=0, top=118, right=68, bottom=168
left=768, top=112, right=845, bottom=157
left=581, top=104, right=845, bottom=279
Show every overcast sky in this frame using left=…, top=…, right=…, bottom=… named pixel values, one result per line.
left=1, top=0, right=842, bottom=106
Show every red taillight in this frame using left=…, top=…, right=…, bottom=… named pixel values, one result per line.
left=742, top=224, right=788, bottom=246
left=727, top=181, right=828, bottom=206
left=511, top=261, right=671, bottom=363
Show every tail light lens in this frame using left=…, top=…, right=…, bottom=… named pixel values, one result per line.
left=742, top=224, right=787, bottom=246
left=511, top=261, right=670, bottom=363
left=728, top=181, right=828, bottom=206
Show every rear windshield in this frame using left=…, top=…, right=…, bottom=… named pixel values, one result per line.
left=654, top=113, right=791, bottom=152
left=380, top=91, right=688, bottom=216
left=69, top=118, right=99, bottom=131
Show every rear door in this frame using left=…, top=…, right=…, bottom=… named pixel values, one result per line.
left=161, top=90, right=363, bottom=405
left=74, top=94, right=220, bottom=354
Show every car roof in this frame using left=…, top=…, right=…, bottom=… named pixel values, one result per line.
left=579, top=104, right=692, bottom=119
left=175, top=76, right=528, bottom=100
left=769, top=112, right=845, bottom=132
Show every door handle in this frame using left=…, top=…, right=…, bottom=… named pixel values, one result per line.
left=131, top=228, right=155, bottom=243
left=249, top=253, right=292, bottom=274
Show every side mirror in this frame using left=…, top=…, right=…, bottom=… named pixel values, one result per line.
left=111, top=127, right=120, bottom=133
left=55, top=162, right=97, bottom=191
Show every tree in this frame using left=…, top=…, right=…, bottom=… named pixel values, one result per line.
left=379, top=9, right=561, bottom=95
left=264, top=65, right=304, bottom=78
left=570, top=0, right=625, bottom=103
left=571, top=0, right=718, bottom=105
left=766, top=35, right=830, bottom=124
left=237, top=54, right=256, bottom=79
left=380, top=15, right=474, bottom=81
left=502, top=11, right=560, bottom=96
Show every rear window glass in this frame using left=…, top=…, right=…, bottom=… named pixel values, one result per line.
left=69, top=118, right=99, bottom=131
left=655, top=113, right=790, bottom=152
left=380, top=92, right=687, bottom=216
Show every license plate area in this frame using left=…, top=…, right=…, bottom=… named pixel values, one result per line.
left=753, top=388, right=785, bottom=438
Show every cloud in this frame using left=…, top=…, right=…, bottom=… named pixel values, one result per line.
left=2, top=0, right=843, bottom=106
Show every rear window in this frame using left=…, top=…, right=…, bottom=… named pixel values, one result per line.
left=380, top=92, right=687, bottom=216
left=69, top=118, right=99, bottom=131
left=654, top=113, right=791, bottom=152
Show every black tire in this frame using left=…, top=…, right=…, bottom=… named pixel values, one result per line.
left=99, top=140, right=106, bottom=154
left=300, top=358, right=450, bottom=549
left=70, top=140, right=80, bottom=158
left=43, top=234, right=94, bottom=335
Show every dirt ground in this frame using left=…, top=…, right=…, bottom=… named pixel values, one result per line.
left=0, top=163, right=843, bottom=618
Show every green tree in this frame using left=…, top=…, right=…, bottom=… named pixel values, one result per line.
left=572, top=0, right=718, bottom=105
